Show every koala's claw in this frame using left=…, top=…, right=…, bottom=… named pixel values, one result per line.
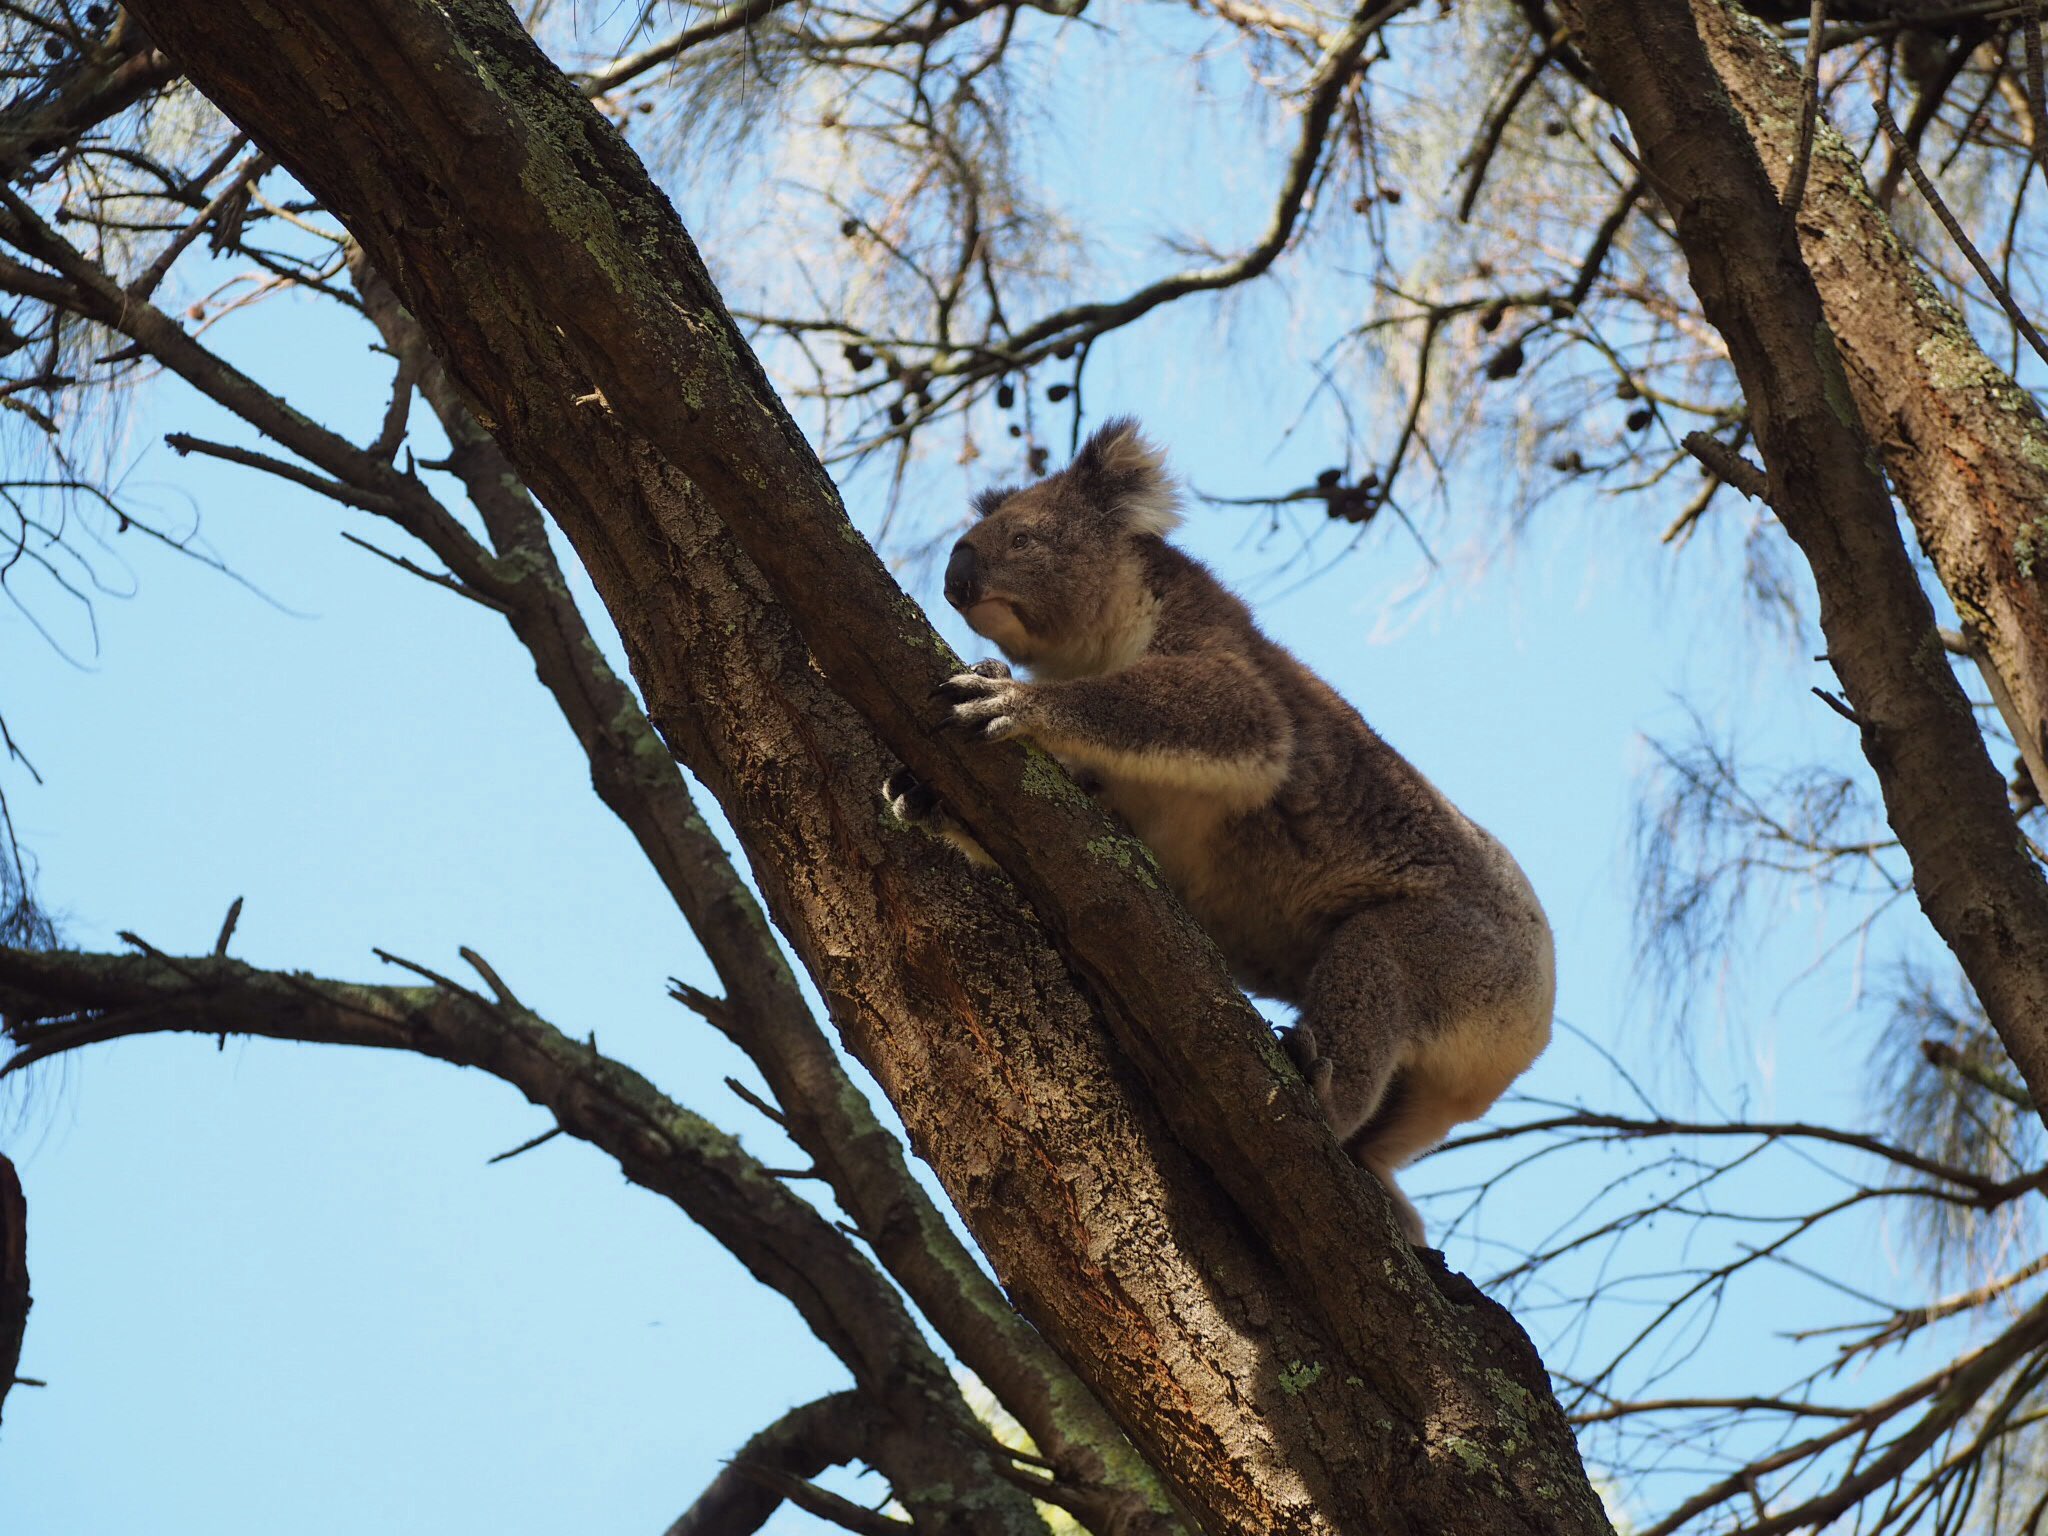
left=935, top=669, right=1025, bottom=742
left=882, top=765, right=945, bottom=828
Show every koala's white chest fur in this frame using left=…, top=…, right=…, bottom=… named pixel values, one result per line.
left=1085, top=768, right=1327, bottom=998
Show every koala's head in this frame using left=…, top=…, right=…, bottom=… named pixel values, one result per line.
left=944, top=417, right=1181, bottom=672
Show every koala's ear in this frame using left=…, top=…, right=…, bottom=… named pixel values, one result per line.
left=1070, top=416, right=1182, bottom=537
left=971, top=486, right=1016, bottom=519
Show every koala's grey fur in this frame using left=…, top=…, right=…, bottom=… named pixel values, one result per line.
left=886, top=418, right=1554, bottom=1244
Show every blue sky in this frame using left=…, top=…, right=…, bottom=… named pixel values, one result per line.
left=0, top=7, right=1983, bottom=1532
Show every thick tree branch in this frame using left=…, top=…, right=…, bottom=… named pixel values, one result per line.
left=0, top=944, right=1048, bottom=1535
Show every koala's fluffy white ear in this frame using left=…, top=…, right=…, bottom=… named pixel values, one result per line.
left=1072, top=417, right=1182, bottom=537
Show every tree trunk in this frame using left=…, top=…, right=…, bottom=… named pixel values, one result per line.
left=1693, top=0, right=2048, bottom=813
left=112, top=1, right=1612, bottom=1530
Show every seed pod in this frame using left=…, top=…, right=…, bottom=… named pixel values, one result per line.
left=1484, top=339, right=1525, bottom=380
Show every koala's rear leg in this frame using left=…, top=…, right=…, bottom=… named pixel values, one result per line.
left=1289, top=915, right=1430, bottom=1245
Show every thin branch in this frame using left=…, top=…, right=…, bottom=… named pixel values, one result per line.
left=1782, top=0, right=1826, bottom=214
left=577, top=0, right=792, bottom=95
left=127, top=143, right=268, bottom=302
left=337, top=532, right=510, bottom=613
left=162, top=432, right=411, bottom=518
left=912, top=0, right=1418, bottom=381
left=1873, top=94, right=2048, bottom=369
left=486, top=1125, right=563, bottom=1164
left=1683, top=429, right=1771, bottom=502
left=1444, top=1109, right=2030, bottom=1198
left=1922, top=1036, right=2035, bottom=1107
left=729, top=1467, right=912, bottom=1536
left=458, top=946, right=524, bottom=1011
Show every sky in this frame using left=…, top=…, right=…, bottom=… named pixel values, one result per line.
left=0, top=5, right=1985, bottom=1533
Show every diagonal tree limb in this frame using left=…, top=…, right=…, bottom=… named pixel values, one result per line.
left=0, top=197, right=508, bottom=600
left=0, top=944, right=1048, bottom=1536
left=340, top=245, right=1174, bottom=1532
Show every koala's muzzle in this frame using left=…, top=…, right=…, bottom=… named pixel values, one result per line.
left=943, top=541, right=981, bottom=610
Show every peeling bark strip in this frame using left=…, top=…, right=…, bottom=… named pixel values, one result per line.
left=117, top=1, right=1610, bottom=1529
left=1694, top=0, right=2048, bottom=808
left=1557, top=0, right=2048, bottom=1113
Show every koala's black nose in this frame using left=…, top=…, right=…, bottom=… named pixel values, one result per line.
left=943, top=542, right=981, bottom=609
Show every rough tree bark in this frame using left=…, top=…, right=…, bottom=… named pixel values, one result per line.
left=1552, top=0, right=2048, bottom=1113
left=96, top=0, right=1612, bottom=1531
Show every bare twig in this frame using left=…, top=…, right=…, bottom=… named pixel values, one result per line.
left=1812, top=686, right=1866, bottom=728
left=724, top=1074, right=789, bottom=1129
left=338, top=532, right=510, bottom=613
left=127, top=143, right=268, bottom=302
left=486, top=1125, right=563, bottom=1164
left=458, top=946, right=524, bottom=1011
left=1922, top=1035, right=2036, bottom=1107
left=212, top=896, right=243, bottom=957
left=1782, top=0, right=1826, bottom=215
left=728, top=1466, right=912, bottom=1535
left=1682, top=430, right=1771, bottom=502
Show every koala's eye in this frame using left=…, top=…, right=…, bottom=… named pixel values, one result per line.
left=1009, top=529, right=1033, bottom=551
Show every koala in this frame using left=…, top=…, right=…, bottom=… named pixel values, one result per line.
left=885, top=418, right=1555, bottom=1245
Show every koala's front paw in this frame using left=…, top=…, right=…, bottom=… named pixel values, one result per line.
left=882, top=765, right=947, bottom=830
left=933, top=668, right=1028, bottom=743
